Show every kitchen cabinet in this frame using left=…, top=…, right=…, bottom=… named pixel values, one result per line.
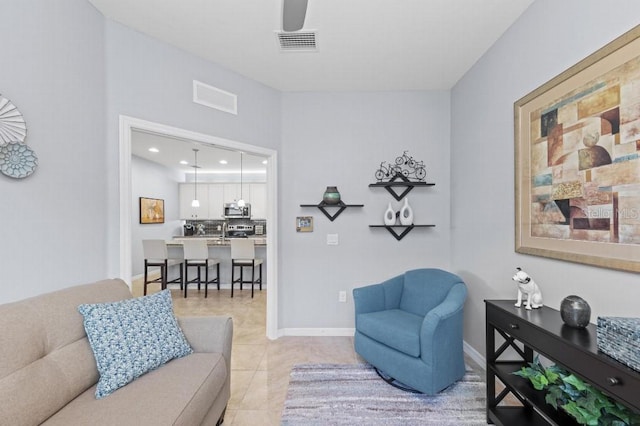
left=249, top=183, right=266, bottom=218
left=207, top=184, right=224, bottom=219
left=180, top=183, right=266, bottom=220
left=223, top=183, right=249, bottom=204
left=179, top=183, right=210, bottom=219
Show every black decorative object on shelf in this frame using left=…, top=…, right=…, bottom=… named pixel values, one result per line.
left=300, top=201, right=364, bottom=222
left=374, top=150, right=427, bottom=182
left=369, top=224, right=435, bottom=241
left=560, top=295, right=591, bottom=328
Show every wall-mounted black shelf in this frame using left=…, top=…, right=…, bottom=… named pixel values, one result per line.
left=300, top=201, right=364, bottom=222
left=369, top=224, right=435, bottom=241
left=369, top=175, right=435, bottom=201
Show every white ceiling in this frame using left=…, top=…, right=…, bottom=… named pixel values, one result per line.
left=132, top=130, right=267, bottom=176
left=87, top=0, right=534, bottom=92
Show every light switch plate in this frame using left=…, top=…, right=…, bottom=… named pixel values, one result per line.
left=327, top=233, right=339, bottom=245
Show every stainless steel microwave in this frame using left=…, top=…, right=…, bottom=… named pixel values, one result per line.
left=224, top=203, right=250, bottom=218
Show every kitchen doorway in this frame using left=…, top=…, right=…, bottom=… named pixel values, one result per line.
left=118, top=115, right=279, bottom=339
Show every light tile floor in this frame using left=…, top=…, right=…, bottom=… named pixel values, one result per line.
left=132, top=279, right=484, bottom=425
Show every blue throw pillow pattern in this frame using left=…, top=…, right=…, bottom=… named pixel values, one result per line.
left=78, top=289, right=193, bottom=399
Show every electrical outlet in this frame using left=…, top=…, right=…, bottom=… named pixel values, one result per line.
left=339, top=291, right=347, bottom=302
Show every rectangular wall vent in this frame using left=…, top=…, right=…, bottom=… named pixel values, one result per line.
left=276, top=31, right=318, bottom=51
left=193, top=80, right=237, bottom=115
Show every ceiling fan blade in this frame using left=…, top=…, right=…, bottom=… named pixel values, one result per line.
left=282, top=0, right=308, bottom=32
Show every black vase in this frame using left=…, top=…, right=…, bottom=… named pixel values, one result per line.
left=560, top=295, right=591, bottom=328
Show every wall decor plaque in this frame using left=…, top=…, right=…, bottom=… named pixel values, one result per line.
left=296, top=216, right=313, bottom=232
left=515, top=25, right=640, bottom=272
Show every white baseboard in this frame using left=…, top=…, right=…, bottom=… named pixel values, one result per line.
left=279, top=328, right=356, bottom=337
left=463, top=340, right=486, bottom=370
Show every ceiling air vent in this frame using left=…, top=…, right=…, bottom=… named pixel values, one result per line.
left=276, top=31, right=317, bottom=51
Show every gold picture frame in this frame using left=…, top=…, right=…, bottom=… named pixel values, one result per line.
left=515, top=25, right=640, bottom=273
left=296, top=216, right=313, bottom=232
left=139, top=197, right=165, bottom=224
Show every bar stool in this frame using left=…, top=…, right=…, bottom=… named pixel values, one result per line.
left=142, top=239, right=184, bottom=296
left=230, top=239, right=263, bottom=298
left=183, top=239, right=221, bottom=298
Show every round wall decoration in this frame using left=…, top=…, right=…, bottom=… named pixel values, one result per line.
left=0, top=93, right=37, bottom=179
left=0, top=94, right=27, bottom=144
left=0, top=142, right=38, bottom=178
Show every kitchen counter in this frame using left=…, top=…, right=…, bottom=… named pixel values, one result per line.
left=166, top=237, right=267, bottom=287
left=170, top=236, right=267, bottom=246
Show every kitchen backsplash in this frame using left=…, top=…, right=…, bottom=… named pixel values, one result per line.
left=184, top=219, right=266, bottom=236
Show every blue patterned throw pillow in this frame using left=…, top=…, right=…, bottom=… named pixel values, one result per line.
left=78, top=289, right=193, bottom=399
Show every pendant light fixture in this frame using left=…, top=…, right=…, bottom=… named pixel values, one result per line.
left=237, top=151, right=246, bottom=207
left=191, top=148, right=200, bottom=207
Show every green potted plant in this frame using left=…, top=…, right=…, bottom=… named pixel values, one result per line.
left=513, top=356, right=640, bottom=425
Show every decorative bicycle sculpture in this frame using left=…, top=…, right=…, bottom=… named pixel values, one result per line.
left=375, top=151, right=426, bottom=182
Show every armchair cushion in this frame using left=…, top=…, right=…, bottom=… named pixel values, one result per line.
left=356, top=309, right=423, bottom=357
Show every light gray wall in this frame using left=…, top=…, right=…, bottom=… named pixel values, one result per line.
left=131, top=156, right=182, bottom=276
left=103, top=20, right=282, bottom=277
left=280, top=91, right=451, bottom=329
left=451, top=0, right=640, bottom=356
left=0, top=0, right=107, bottom=303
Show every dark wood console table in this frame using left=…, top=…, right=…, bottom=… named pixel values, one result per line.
left=485, top=300, right=640, bottom=425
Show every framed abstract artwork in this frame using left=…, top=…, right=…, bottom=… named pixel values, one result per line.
left=139, top=197, right=165, bottom=224
left=515, top=25, right=640, bottom=272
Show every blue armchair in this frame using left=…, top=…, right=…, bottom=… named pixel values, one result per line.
left=353, top=268, right=467, bottom=394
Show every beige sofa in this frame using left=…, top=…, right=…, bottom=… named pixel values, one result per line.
left=0, top=279, right=232, bottom=426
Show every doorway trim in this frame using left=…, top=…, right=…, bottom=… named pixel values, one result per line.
left=119, top=115, right=279, bottom=339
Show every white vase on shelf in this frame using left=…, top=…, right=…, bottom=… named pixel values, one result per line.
left=384, top=203, right=396, bottom=226
left=399, top=198, right=414, bottom=226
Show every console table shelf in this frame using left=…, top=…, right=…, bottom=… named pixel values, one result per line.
left=300, top=201, right=364, bottom=222
left=369, top=224, right=435, bottom=241
left=485, top=300, right=640, bottom=426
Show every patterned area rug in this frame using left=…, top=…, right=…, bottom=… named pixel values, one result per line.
left=281, top=363, right=486, bottom=425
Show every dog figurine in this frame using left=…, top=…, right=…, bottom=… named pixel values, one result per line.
left=512, top=267, right=543, bottom=310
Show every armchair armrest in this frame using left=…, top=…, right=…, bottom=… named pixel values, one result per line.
left=178, top=316, right=233, bottom=368
left=353, top=283, right=385, bottom=315
left=353, top=274, right=405, bottom=316
left=420, top=283, right=467, bottom=365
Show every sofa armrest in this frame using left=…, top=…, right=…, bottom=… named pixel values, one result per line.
left=178, top=316, right=233, bottom=367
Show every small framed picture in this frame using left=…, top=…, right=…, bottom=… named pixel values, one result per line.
left=139, top=197, right=165, bottom=224
left=296, top=216, right=313, bottom=232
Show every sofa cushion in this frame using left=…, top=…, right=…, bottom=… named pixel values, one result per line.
left=0, top=279, right=133, bottom=426
left=41, top=353, right=227, bottom=426
left=78, top=289, right=193, bottom=399
left=356, top=309, right=423, bottom=357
